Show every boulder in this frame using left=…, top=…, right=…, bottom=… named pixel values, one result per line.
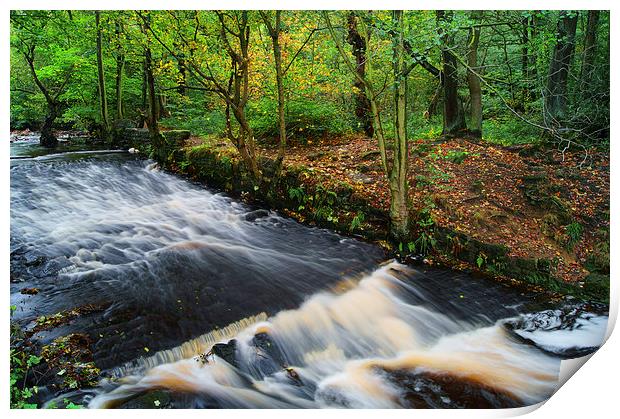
left=211, top=339, right=238, bottom=367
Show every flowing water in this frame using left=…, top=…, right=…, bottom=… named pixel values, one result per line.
left=10, top=137, right=609, bottom=409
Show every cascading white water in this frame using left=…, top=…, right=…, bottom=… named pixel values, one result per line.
left=88, top=262, right=607, bottom=409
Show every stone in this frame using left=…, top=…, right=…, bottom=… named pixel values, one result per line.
left=211, top=339, right=238, bottom=367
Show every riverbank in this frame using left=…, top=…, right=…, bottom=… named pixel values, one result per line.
left=140, top=129, right=609, bottom=304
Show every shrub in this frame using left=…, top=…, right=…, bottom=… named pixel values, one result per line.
left=248, top=97, right=353, bottom=141
left=565, top=222, right=583, bottom=251
left=161, top=103, right=226, bottom=137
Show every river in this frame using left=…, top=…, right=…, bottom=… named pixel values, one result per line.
left=9, top=136, right=609, bottom=408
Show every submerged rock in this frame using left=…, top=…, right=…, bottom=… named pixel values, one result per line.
left=243, top=209, right=270, bottom=222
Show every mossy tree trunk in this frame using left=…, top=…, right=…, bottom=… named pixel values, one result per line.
left=466, top=11, right=483, bottom=138
left=389, top=10, right=410, bottom=241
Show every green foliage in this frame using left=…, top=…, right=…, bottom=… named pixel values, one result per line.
left=586, top=228, right=609, bottom=274
left=288, top=185, right=307, bottom=210
left=443, top=149, right=470, bottom=164
left=312, top=185, right=339, bottom=223
left=565, top=221, right=583, bottom=251
left=349, top=211, right=365, bottom=231
left=408, top=115, right=443, bottom=140
left=10, top=348, right=41, bottom=409
left=289, top=183, right=340, bottom=224
left=249, top=97, right=353, bottom=141
left=482, top=117, right=542, bottom=146
left=161, top=103, right=226, bottom=137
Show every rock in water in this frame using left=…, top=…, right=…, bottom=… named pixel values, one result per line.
left=211, top=339, right=238, bottom=367
left=128, top=148, right=139, bottom=154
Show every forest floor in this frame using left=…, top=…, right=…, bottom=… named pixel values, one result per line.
left=187, top=134, right=609, bottom=285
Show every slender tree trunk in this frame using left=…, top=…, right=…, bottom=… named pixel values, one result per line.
left=437, top=10, right=467, bottom=137
left=140, top=15, right=159, bottom=138
left=324, top=10, right=410, bottom=241
left=466, top=11, right=482, bottom=137
left=144, top=47, right=159, bottom=137
left=95, top=11, right=110, bottom=140
left=261, top=11, right=287, bottom=179
left=346, top=12, right=374, bottom=138
left=177, top=51, right=187, bottom=96
left=271, top=10, right=286, bottom=171
left=426, top=82, right=442, bottom=118
left=139, top=59, right=148, bottom=128
left=545, top=11, right=578, bottom=124
left=580, top=11, right=600, bottom=89
left=389, top=10, right=409, bottom=241
left=521, top=16, right=531, bottom=101
left=216, top=11, right=261, bottom=183
left=115, top=19, right=125, bottom=120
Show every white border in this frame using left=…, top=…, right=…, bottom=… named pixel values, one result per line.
left=2, top=1, right=617, bottom=418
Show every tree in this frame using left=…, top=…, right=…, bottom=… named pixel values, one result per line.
left=95, top=10, right=110, bottom=140
left=138, top=12, right=159, bottom=138
left=10, top=11, right=76, bottom=147
left=437, top=10, right=467, bottom=137
left=580, top=10, right=600, bottom=90
left=114, top=16, right=126, bottom=120
left=260, top=10, right=287, bottom=180
left=346, top=12, right=373, bottom=138
left=545, top=10, right=578, bottom=125
left=466, top=11, right=483, bottom=137
left=324, top=10, right=412, bottom=240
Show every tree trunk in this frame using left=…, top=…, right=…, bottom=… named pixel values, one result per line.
left=216, top=11, right=261, bottom=183
left=177, top=52, right=187, bottom=96
left=324, top=10, right=411, bottom=241
left=346, top=12, right=374, bottom=138
left=389, top=10, right=409, bottom=241
left=115, top=19, right=125, bottom=120
left=426, top=82, right=442, bottom=118
left=580, top=11, right=600, bottom=89
left=545, top=11, right=578, bottom=124
left=521, top=16, right=531, bottom=101
left=140, top=15, right=159, bottom=139
left=261, top=11, right=287, bottom=179
left=40, top=103, right=59, bottom=148
left=23, top=47, right=64, bottom=147
left=437, top=10, right=467, bottom=137
left=268, top=10, right=286, bottom=178
left=144, top=46, right=159, bottom=137
left=95, top=11, right=110, bottom=140
left=466, top=11, right=482, bottom=138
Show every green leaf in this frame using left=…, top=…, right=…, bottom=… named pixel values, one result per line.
left=27, top=355, right=42, bottom=367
